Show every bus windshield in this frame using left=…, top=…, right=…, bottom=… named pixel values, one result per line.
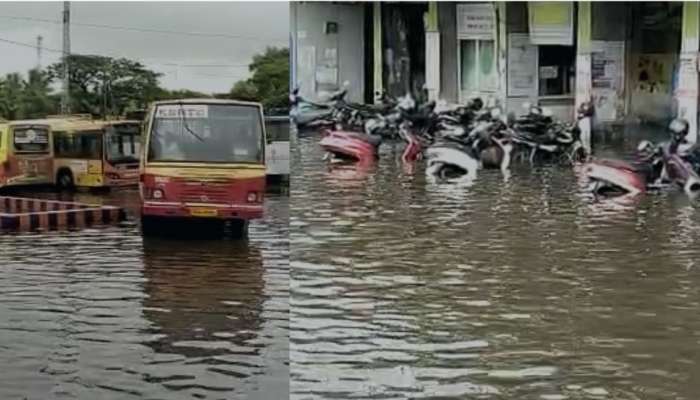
left=106, top=124, right=140, bottom=163
left=13, top=126, right=50, bottom=153
left=148, top=103, right=263, bottom=163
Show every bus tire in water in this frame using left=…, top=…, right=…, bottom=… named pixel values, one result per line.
left=56, top=169, right=75, bottom=191
left=141, top=216, right=159, bottom=236
left=230, top=219, right=249, bottom=239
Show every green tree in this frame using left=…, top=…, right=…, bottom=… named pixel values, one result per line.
left=22, top=69, right=56, bottom=118
left=48, top=54, right=163, bottom=117
left=0, top=73, right=26, bottom=119
left=228, top=47, right=289, bottom=112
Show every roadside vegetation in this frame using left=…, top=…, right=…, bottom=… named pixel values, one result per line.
left=0, top=46, right=289, bottom=120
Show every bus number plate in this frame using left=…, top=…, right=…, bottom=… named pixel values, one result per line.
left=190, top=208, right=218, bottom=217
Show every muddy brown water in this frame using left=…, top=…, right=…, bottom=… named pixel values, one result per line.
left=291, top=127, right=700, bottom=399
left=0, top=187, right=288, bottom=400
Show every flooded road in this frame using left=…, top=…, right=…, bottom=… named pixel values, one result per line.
left=291, top=128, right=700, bottom=399
left=0, top=188, right=288, bottom=400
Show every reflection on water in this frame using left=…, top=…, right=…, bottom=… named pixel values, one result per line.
left=142, top=239, right=265, bottom=358
left=291, top=129, right=700, bottom=399
left=0, top=190, right=288, bottom=400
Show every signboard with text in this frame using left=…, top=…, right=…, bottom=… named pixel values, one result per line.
left=457, top=3, right=495, bottom=40
left=156, top=104, right=209, bottom=119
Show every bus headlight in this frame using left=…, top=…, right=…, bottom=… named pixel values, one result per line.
left=247, top=192, right=258, bottom=203
left=152, top=189, right=164, bottom=199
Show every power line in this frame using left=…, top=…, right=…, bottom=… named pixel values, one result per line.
left=0, top=14, right=287, bottom=43
left=0, top=36, right=250, bottom=69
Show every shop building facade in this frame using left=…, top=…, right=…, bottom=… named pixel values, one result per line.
left=291, top=2, right=700, bottom=142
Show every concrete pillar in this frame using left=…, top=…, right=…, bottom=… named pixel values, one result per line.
left=677, top=2, right=700, bottom=143
left=290, top=2, right=298, bottom=91
left=373, top=2, right=383, bottom=104
left=575, top=1, right=592, bottom=152
left=425, top=2, right=440, bottom=101
left=496, top=2, right=507, bottom=108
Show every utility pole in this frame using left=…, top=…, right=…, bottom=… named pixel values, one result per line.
left=61, top=1, right=71, bottom=114
left=36, top=35, right=42, bottom=70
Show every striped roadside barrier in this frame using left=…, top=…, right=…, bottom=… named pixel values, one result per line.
left=0, top=196, right=126, bottom=233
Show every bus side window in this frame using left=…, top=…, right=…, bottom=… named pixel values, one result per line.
left=53, top=132, right=69, bottom=157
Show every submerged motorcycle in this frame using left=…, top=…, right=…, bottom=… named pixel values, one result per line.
left=425, top=106, right=512, bottom=182
left=584, top=118, right=700, bottom=197
left=510, top=102, right=591, bottom=164
left=290, top=87, right=336, bottom=129
left=319, top=93, right=417, bottom=164
left=584, top=147, right=662, bottom=196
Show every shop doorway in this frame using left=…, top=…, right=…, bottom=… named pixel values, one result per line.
left=381, top=3, right=428, bottom=101
left=627, top=2, right=682, bottom=125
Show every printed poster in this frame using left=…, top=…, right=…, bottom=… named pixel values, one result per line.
left=507, top=33, right=537, bottom=97
left=457, top=3, right=495, bottom=40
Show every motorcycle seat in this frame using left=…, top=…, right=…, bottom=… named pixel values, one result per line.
left=344, top=131, right=382, bottom=147
left=365, top=133, right=382, bottom=147
left=597, top=158, right=648, bottom=174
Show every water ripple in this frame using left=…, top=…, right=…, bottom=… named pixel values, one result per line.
left=291, top=130, right=700, bottom=400
left=0, top=189, right=288, bottom=400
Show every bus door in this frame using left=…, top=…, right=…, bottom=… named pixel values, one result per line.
left=53, top=130, right=105, bottom=187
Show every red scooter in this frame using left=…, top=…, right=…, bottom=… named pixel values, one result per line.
left=319, top=129, right=383, bottom=164
left=584, top=119, right=700, bottom=197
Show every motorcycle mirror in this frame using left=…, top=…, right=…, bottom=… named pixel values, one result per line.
left=636, top=140, right=653, bottom=154
left=669, top=118, right=689, bottom=136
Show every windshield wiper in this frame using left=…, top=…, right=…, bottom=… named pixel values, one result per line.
left=178, top=102, right=205, bottom=142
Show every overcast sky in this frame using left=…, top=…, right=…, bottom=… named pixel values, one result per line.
left=0, top=2, right=289, bottom=94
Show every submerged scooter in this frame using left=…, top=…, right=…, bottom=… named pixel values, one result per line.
left=584, top=118, right=700, bottom=197
left=584, top=147, right=662, bottom=196
left=319, top=93, right=416, bottom=164
left=510, top=101, right=592, bottom=164
left=661, top=119, right=700, bottom=196
left=289, top=87, right=335, bottom=129
left=425, top=106, right=511, bottom=183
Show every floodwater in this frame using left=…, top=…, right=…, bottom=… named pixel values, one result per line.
left=291, top=126, right=700, bottom=399
left=0, top=187, right=289, bottom=400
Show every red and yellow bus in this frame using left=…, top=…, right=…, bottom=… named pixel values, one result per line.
left=0, top=120, right=54, bottom=188
left=50, top=117, right=141, bottom=189
left=139, top=99, right=267, bottom=236
left=0, top=116, right=141, bottom=190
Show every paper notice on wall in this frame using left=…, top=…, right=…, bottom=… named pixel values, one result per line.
left=677, top=52, right=698, bottom=99
left=539, top=66, right=558, bottom=80
left=507, top=33, right=537, bottom=97
left=323, top=48, right=338, bottom=67
left=298, top=45, right=316, bottom=93
left=590, top=41, right=625, bottom=121
left=593, top=88, right=618, bottom=122
left=457, top=3, right=495, bottom=39
left=591, top=41, right=624, bottom=90
left=315, top=66, right=338, bottom=86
